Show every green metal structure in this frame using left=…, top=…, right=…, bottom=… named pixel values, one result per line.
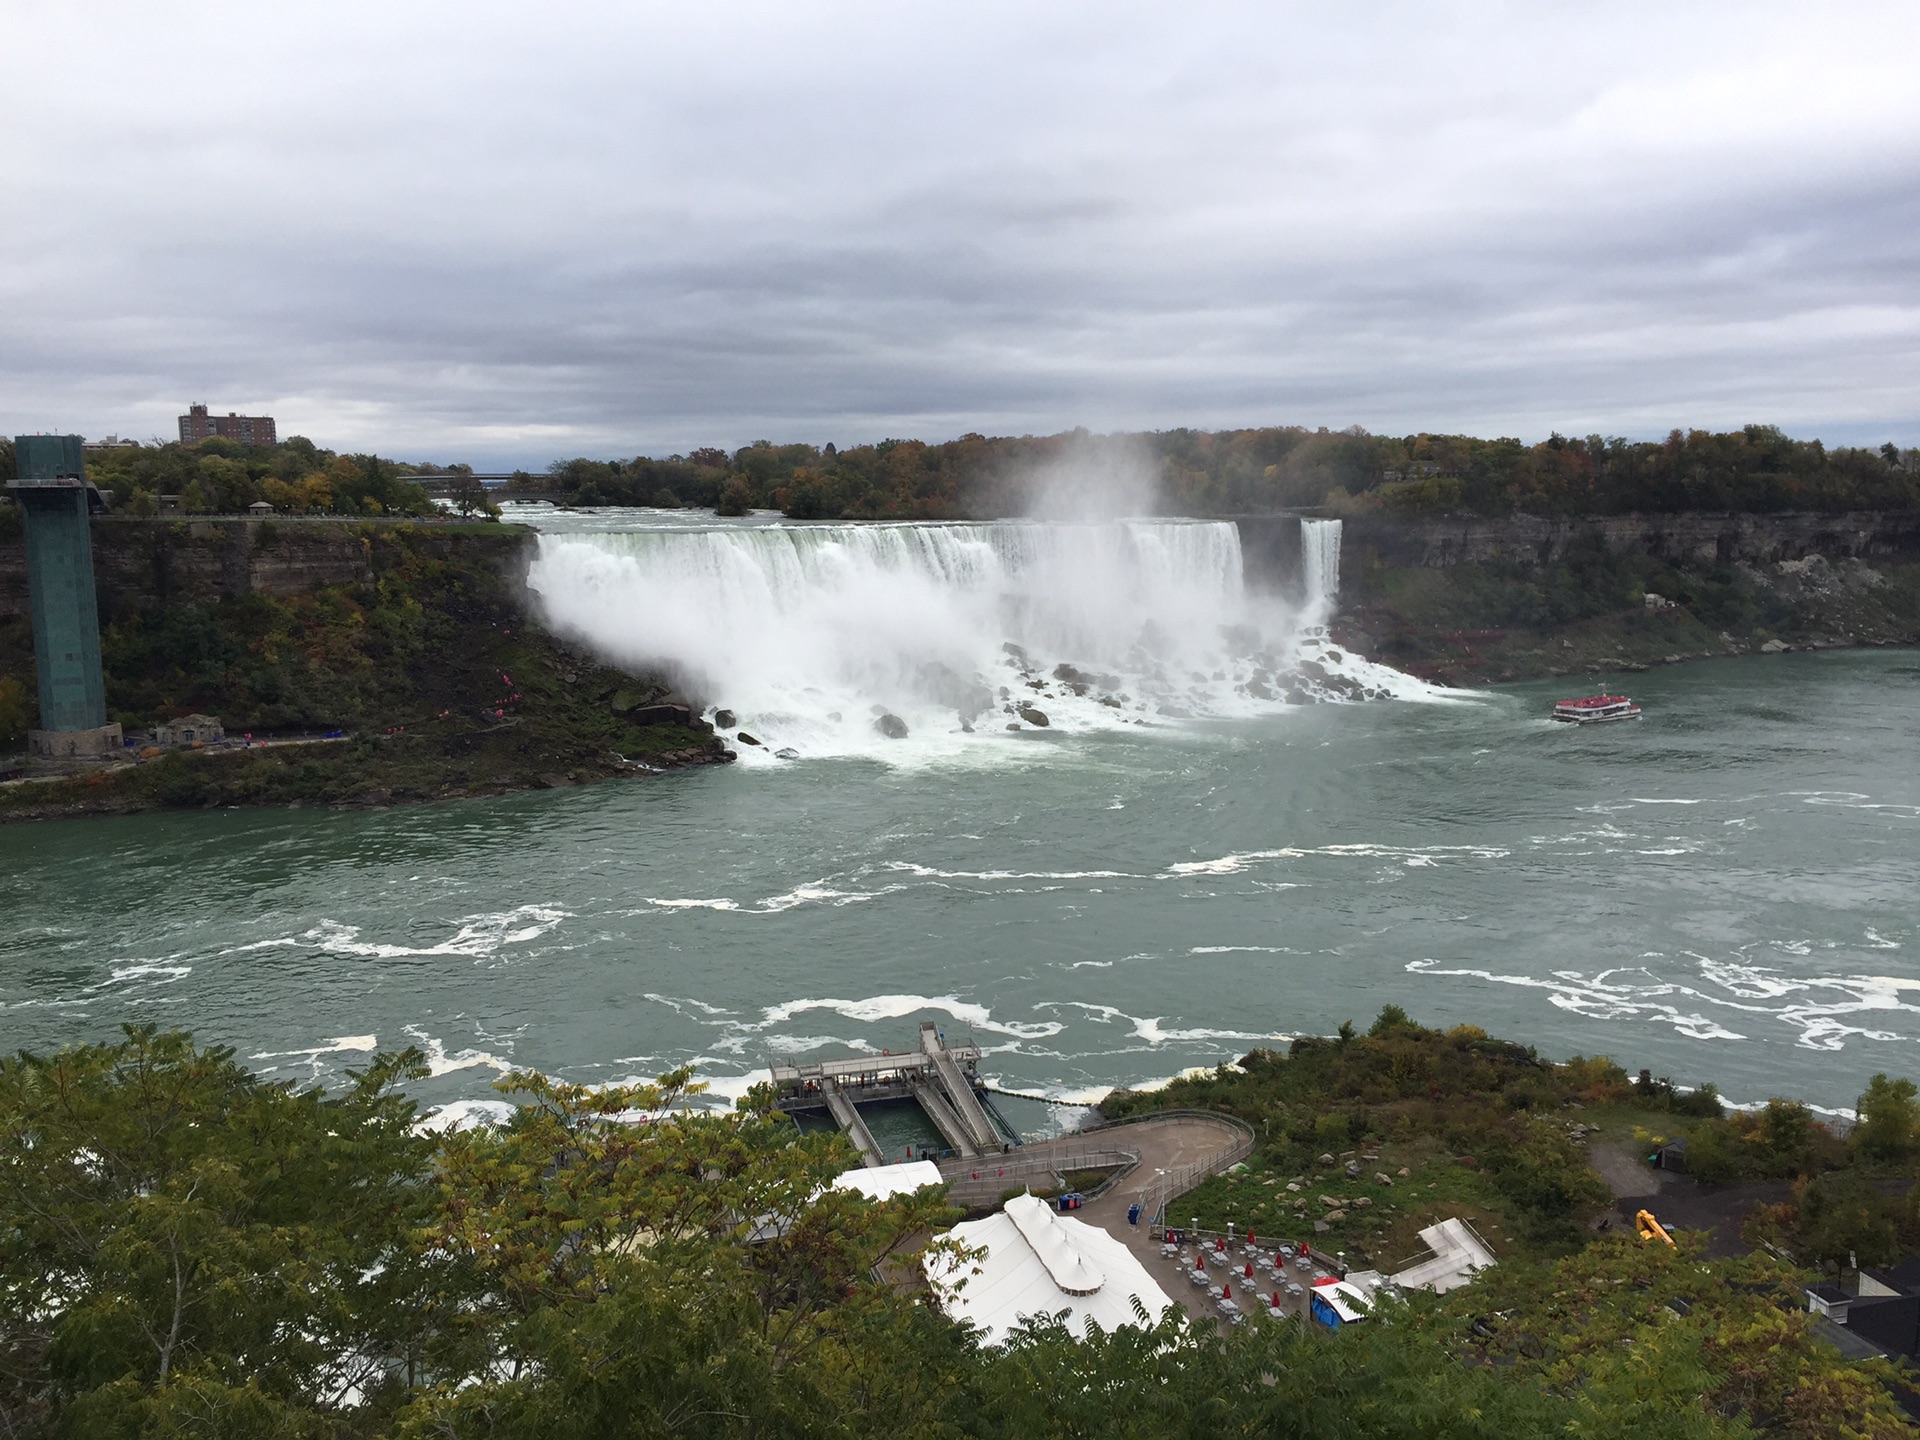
left=9, top=435, right=109, bottom=739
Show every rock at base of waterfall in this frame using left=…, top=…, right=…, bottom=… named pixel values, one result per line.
left=875, top=713, right=909, bottom=739
left=1017, top=706, right=1049, bottom=727
left=713, top=708, right=738, bottom=728
left=774, top=747, right=799, bottom=760
left=1760, top=638, right=1789, bottom=653
left=735, top=732, right=762, bottom=746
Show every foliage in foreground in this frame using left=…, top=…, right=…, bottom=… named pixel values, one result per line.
left=1, top=1026, right=1914, bottom=1438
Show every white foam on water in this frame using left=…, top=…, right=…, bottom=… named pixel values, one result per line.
left=1406, top=953, right=1920, bottom=1050
left=885, top=861, right=1135, bottom=880
left=1162, top=842, right=1509, bottom=877
left=524, top=515, right=1445, bottom=766
left=234, top=906, right=569, bottom=962
left=251, top=1035, right=378, bottom=1061
left=1188, top=945, right=1309, bottom=955
left=641, top=883, right=903, bottom=914
left=416, top=1098, right=517, bottom=1133
left=402, top=1025, right=517, bottom=1077
left=106, top=962, right=193, bottom=985
left=750, top=993, right=1065, bottom=1041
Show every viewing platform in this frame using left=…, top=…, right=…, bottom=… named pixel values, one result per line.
left=772, top=1021, right=1013, bottom=1166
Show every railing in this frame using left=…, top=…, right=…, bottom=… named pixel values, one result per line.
left=939, top=1144, right=1141, bottom=1202
left=935, top=1108, right=1256, bottom=1216
left=1136, top=1128, right=1255, bottom=1231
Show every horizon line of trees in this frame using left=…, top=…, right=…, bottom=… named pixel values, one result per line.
left=0, top=436, right=442, bottom=519
left=518, top=424, right=1920, bottom=522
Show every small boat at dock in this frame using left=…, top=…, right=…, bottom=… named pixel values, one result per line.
left=1552, top=694, right=1641, bottom=724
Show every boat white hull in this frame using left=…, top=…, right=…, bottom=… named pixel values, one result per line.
left=1552, top=709, right=1641, bottom=724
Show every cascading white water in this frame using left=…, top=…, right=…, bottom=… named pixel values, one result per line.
left=525, top=512, right=1421, bottom=762
left=1300, top=518, right=1342, bottom=611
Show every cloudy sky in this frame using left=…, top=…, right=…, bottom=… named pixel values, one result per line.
left=4, top=2, right=1917, bottom=465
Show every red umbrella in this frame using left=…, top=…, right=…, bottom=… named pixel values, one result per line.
left=1271, top=1292, right=1282, bottom=1310
left=1222, top=1283, right=1232, bottom=1301
left=1196, top=1252, right=1206, bottom=1270
left=1249, top=1230, right=1257, bottom=1246
left=1244, top=1261, right=1253, bottom=1278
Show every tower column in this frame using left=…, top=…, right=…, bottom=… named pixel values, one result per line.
left=10, top=435, right=120, bottom=759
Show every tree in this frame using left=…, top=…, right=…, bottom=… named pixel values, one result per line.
left=0, top=1027, right=438, bottom=1436
left=715, top=476, right=754, bottom=517
left=1858, top=1074, right=1920, bottom=1163
left=449, top=471, right=497, bottom=518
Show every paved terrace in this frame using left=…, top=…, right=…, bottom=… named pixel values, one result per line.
left=936, top=1112, right=1339, bottom=1326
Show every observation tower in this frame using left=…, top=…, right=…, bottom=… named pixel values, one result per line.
left=8, top=435, right=120, bottom=758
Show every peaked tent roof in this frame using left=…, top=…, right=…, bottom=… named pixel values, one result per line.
left=923, top=1192, right=1176, bottom=1346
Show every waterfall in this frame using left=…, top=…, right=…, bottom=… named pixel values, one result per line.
left=524, top=513, right=1413, bottom=762
left=1300, top=518, right=1342, bottom=608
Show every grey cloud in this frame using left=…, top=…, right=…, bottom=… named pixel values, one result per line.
left=2, top=1, right=1917, bottom=463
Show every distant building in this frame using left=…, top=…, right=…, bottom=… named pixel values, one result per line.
left=83, top=435, right=139, bottom=452
left=179, top=403, right=276, bottom=447
left=154, top=714, right=224, bottom=747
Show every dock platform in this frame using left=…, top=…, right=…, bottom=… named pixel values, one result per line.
left=772, top=1021, right=1009, bottom=1166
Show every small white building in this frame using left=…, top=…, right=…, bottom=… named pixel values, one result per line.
left=924, top=1192, right=1176, bottom=1345
left=1390, top=1217, right=1496, bottom=1294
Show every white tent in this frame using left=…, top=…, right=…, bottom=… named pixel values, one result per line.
left=833, top=1159, right=944, bottom=1202
left=1391, top=1217, right=1496, bottom=1294
left=923, top=1192, right=1177, bottom=1345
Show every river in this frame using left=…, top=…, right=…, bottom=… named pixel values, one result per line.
left=1, top=510, right=1915, bottom=1128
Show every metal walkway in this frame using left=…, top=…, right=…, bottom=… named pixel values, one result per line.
left=821, top=1081, right=883, bottom=1167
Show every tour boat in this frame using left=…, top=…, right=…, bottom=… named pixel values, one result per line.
left=1552, top=694, right=1641, bottom=724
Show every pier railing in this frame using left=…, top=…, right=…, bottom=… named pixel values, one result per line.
left=938, top=1144, right=1141, bottom=1204
left=934, top=1109, right=1255, bottom=1215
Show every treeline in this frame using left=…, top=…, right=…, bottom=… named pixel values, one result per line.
left=3, top=1019, right=1915, bottom=1439
left=0, top=436, right=441, bottom=518
left=525, top=425, right=1920, bottom=520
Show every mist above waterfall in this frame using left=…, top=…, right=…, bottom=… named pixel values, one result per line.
left=524, top=507, right=1423, bottom=764
left=1018, top=431, right=1160, bottom=522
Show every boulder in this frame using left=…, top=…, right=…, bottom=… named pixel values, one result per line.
left=1017, top=706, right=1050, bottom=727
left=874, top=713, right=909, bottom=739
left=773, top=747, right=799, bottom=760
left=713, top=708, right=738, bottom=728
left=1313, top=1220, right=1331, bottom=1234
left=1760, top=638, right=1789, bottom=653
left=735, top=732, right=762, bottom=746
left=1317, top=1154, right=1335, bottom=1167
left=1324, top=1209, right=1346, bottom=1222
left=626, top=703, right=692, bottom=728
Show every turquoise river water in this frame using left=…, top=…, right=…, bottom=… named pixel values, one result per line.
left=3, top=637, right=1916, bottom=1129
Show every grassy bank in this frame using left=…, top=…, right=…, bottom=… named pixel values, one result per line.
left=1336, top=544, right=1920, bottom=685
left=0, top=521, right=725, bottom=821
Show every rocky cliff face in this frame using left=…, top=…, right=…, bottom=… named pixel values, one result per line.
left=1315, top=511, right=1920, bottom=685
left=0, top=517, right=534, bottom=622
left=1335, top=509, right=1920, bottom=572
